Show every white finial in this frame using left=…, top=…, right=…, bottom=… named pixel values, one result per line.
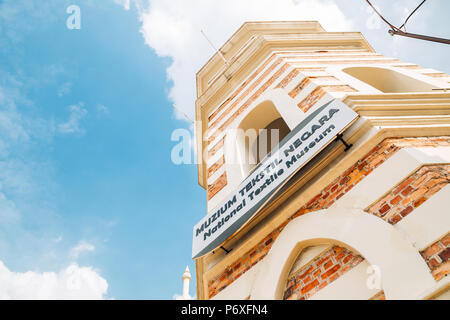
left=182, top=266, right=192, bottom=299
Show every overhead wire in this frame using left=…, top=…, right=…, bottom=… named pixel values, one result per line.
left=399, top=0, right=427, bottom=31
left=365, top=0, right=450, bottom=45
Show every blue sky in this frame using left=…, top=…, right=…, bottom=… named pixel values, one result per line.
left=0, top=0, right=202, bottom=299
left=0, top=0, right=448, bottom=299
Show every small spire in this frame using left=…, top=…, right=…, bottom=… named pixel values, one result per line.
left=181, top=265, right=192, bottom=299
left=182, top=265, right=191, bottom=281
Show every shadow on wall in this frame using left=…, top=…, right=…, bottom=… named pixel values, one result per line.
left=343, top=66, right=438, bottom=93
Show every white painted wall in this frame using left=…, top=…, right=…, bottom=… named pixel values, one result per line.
left=215, top=146, right=449, bottom=300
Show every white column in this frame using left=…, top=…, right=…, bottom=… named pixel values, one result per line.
left=182, top=266, right=192, bottom=299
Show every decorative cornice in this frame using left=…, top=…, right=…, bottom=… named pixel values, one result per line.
left=197, top=32, right=374, bottom=105
left=197, top=21, right=326, bottom=94
left=195, top=26, right=376, bottom=189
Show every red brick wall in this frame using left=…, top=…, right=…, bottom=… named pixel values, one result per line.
left=275, top=69, right=300, bottom=89
left=207, top=50, right=380, bottom=125
left=366, top=165, right=450, bottom=224
left=207, top=172, right=227, bottom=201
left=208, top=137, right=225, bottom=159
left=207, top=155, right=225, bottom=178
left=420, top=233, right=450, bottom=281
left=205, top=59, right=291, bottom=191
left=288, top=77, right=311, bottom=98
left=207, top=136, right=450, bottom=298
left=208, top=57, right=285, bottom=134
left=208, top=53, right=278, bottom=124
left=212, top=63, right=291, bottom=141
left=206, top=53, right=403, bottom=187
left=206, top=73, right=361, bottom=192
left=297, top=87, right=326, bottom=113
left=283, top=246, right=364, bottom=300
left=205, top=53, right=411, bottom=191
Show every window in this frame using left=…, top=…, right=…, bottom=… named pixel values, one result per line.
left=343, top=66, right=437, bottom=93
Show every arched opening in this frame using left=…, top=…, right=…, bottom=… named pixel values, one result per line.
left=252, top=117, right=291, bottom=164
left=236, top=100, right=291, bottom=178
left=282, top=242, right=382, bottom=300
left=343, top=66, right=437, bottom=93
left=250, top=209, right=435, bottom=300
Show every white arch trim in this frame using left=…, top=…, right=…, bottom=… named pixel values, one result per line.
left=250, top=208, right=436, bottom=300
left=220, top=89, right=306, bottom=203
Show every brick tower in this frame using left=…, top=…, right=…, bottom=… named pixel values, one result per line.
left=193, top=21, right=450, bottom=300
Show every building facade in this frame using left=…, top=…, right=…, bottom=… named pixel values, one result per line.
left=193, top=21, right=450, bottom=300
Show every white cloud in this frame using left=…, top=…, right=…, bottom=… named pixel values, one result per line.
left=0, top=3, right=110, bottom=300
left=0, top=260, right=108, bottom=299
left=70, top=241, right=95, bottom=260
left=0, top=84, right=30, bottom=157
left=96, top=104, right=110, bottom=116
left=57, top=82, right=72, bottom=97
left=136, top=0, right=352, bottom=122
left=58, top=103, right=88, bottom=135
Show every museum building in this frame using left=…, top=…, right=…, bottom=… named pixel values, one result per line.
left=192, top=21, right=450, bottom=300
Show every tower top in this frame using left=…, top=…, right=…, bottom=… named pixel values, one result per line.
left=195, top=21, right=374, bottom=188
left=196, top=21, right=374, bottom=98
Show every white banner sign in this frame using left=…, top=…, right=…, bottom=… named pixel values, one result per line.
left=192, top=99, right=359, bottom=259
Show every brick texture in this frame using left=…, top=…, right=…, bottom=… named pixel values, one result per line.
left=206, top=54, right=397, bottom=179
left=275, top=69, right=300, bottom=89
left=208, top=155, right=225, bottom=178
left=205, top=60, right=291, bottom=184
left=297, top=87, right=326, bottom=113
left=420, top=233, right=450, bottom=281
left=207, top=172, right=227, bottom=201
left=366, top=165, right=450, bottom=224
left=211, top=62, right=291, bottom=142
left=207, top=50, right=380, bottom=123
left=288, top=77, right=311, bottom=98
left=208, top=53, right=278, bottom=123
left=370, top=291, right=386, bottom=300
left=207, top=73, right=361, bottom=179
left=283, top=246, right=364, bottom=300
left=206, top=55, right=419, bottom=182
left=208, top=137, right=225, bottom=159
left=208, top=57, right=284, bottom=133
left=207, top=136, right=450, bottom=298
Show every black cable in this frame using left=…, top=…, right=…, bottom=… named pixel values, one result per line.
left=399, top=0, right=427, bottom=31
left=365, top=0, right=449, bottom=45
